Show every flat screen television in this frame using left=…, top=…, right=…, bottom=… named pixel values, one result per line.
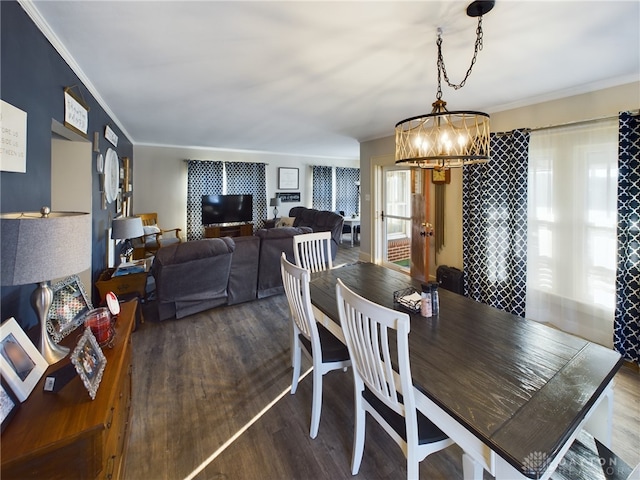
left=201, top=194, right=253, bottom=225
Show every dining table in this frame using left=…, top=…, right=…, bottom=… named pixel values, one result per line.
left=308, top=262, right=623, bottom=480
left=341, top=216, right=360, bottom=246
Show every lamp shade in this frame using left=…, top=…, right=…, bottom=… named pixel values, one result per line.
left=269, top=197, right=281, bottom=207
left=111, top=216, right=144, bottom=240
left=1, top=211, right=91, bottom=286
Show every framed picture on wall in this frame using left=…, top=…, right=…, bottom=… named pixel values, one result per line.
left=278, top=168, right=299, bottom=190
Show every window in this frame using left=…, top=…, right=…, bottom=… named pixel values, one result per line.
left=526, top=119, right=618, bottom=346
left=311, top=166, right=360, bottom=214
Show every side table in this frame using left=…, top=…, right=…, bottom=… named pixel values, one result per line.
left=96, top=258, right=152, bottom=327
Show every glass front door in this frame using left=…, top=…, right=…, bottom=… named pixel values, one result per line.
left=381, top=168, right=412, bottom=272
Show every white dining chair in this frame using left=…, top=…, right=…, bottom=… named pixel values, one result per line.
left=280, top=253, right=350, bottom=439
left=336, top=278, right=455, bottom=479
left=293, top=231, right=333, bottom=273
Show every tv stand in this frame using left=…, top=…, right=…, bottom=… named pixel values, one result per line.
left=205, top=222, right=253, bottom=238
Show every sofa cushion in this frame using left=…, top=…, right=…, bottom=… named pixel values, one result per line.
left=255, top=226, right=312, bottom=298
left=276, top=216, right=295, bottom=228
left=228, top=235, right=261, bottom=305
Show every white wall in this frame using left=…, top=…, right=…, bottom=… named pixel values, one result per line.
left=132, top=144, right=358, bottom=235
left=51, top=134, right=92, bottom=292
left=359, top=81, right=640, bottom=278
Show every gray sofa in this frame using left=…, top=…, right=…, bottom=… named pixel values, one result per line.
left=288, top=207, right=343, bottom=259
left=153, top=226, right=311, bottom=320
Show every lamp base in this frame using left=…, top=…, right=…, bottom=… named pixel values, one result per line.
left=32, top=281, right=70, bottom=365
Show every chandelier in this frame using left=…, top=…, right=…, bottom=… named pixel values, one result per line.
left=395, top=0, right=494, bottom=169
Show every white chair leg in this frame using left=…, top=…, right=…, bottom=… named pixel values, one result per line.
left=309, top=366, right=323, bottom=438
left=406, top=452, right=419, bottom=480
left=291, top=342, right=301, bottom=395
left=351, top=398, right=366, bottom=474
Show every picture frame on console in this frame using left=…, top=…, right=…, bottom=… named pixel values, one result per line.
left=47, top=275, right=93, bottom=344
left=278, top=167, right=299, bottom=190
left=1, top=378, right=20, bottom=433
left=0, top=317, right=48, bottom=402
left=71, top=328, right=107, bottom=401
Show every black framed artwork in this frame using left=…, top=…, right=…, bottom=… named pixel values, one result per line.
left=278, top=168, right=299, bottom=190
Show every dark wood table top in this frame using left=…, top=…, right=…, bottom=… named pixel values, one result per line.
left=309, top=262, right=623, bottom=477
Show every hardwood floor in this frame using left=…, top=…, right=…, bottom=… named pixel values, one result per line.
left=124, top=244, right=639, bottom=479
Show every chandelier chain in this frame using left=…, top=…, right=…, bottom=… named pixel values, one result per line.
left=436, top=16, right=484, bottom=100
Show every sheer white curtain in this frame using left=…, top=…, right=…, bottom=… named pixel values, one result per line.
left=526, top=119, right=618, bottom=347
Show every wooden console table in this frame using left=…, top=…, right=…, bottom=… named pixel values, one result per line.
left=204, top=222, right=253, bottom=238
left=1, top=300, right=136, bottom=480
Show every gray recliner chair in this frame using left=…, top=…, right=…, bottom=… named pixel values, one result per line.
left=153, top=237, right=235, bottom=320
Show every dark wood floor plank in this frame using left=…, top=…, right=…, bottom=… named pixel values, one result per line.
left=124, top=244, right=639, bottom=480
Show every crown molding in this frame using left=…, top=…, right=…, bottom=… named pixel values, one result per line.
left=17, top=0, right=134, bottom=144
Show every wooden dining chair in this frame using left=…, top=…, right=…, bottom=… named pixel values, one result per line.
left=132, top=212, right=182, bottom=259
left=280, top=253, right=350, bottom=439
left=293, top=231, right=333, bottom=273
left=336, top=278, right=455, bottom=479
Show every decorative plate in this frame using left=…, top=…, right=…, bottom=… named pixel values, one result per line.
left=104, top=148, right=119, bottom=204
left=96, top=153, right=104, bottom=173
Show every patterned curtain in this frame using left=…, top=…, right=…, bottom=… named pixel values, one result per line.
left=335, top=167, right=360, bottom=216
left=312, top=165, right=333, bottom=211
left=614, top=112, right=640, bottom=364
left=186, top=160, right=223, bottom=241
left=226, top=162, right=267, bottom=230
left=462, top=129, right=530, bottom=317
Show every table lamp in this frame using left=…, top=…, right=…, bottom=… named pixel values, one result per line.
left=111, top=216, right=144, bottom=262
left=1, top=208, right=91, bottom=364
left=269, top=197, right=281, bottom=220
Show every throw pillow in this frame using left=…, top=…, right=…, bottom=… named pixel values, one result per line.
left=143, top=224, right=161, bottom=236
left=276, top=216, right=295, bottom=228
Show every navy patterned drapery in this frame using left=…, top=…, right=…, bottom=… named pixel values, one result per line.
left=335, top=167, right=360, bottom=216
left=186, top=160, right=223, bottom=241
left=312, top=165, right=333, bottom=211
left=614, top=112, right=640, bottom=364
left=186, top=160, right=267, bottom=240
left=462, top=129, right=530, bottom=317
left=226, top=162, right=267, bottom=230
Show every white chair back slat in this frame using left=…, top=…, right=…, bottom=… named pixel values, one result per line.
left=336, top=279, right=412, bottom=416
left=294, top=231, right=333, bottom=273
left=281, top=253, right=317, bottom=343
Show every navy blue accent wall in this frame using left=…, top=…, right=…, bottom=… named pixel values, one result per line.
left=1, top=1, right=133, bottom=330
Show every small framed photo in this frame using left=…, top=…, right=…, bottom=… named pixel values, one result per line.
left=71, top=328, right=107, bottom=400
left=0, top=317, right=48, bottom=402
left=47, top=275, right=93, bottom=343
left=278, top=167, right=299, bottom=190
left=1, top=378, right=20, bottom=433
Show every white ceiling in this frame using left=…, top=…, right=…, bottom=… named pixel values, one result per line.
left=26, top=0, right=640, bottom=159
